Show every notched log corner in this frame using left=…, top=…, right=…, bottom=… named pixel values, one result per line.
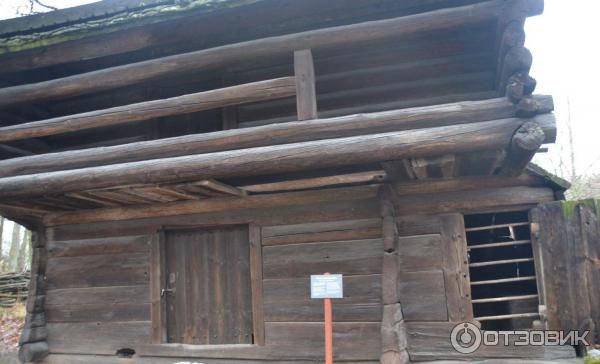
left=506, top=72, right=537, bottom=103
left=497, top=121, right=546, bottom=177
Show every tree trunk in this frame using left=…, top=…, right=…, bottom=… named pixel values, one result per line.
left=17, top=227, right=29, bottom=272
left=7, top=222, right=21, bottom=271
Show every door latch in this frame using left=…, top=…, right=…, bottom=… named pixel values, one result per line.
left=160, top=288, right=174, bottom=297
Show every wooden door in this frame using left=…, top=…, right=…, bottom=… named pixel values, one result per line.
left=164, top=226, right=253, bottom=344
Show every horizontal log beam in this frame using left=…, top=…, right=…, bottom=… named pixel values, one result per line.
left=44, top=185, right=379, bottom=226
left=241, top=170, right=387, bottom=193
left=0, top=95, right=553, bottom=178
left=0, top=114, right=556, bottom=199
left=0, top=0, right=519, bottom=107
left=390, top=174, right=545, bottom=196
left=0, top=77, right=296, bottom=142
left=390, top=186, right=555, bottom=216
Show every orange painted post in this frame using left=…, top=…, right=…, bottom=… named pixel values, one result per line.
left=324, top=297, right=333, bottom=364
left=311, top=272, right=342, bottom=364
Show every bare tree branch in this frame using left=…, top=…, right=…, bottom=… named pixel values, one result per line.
left=32, top=0, right=58, bottom=11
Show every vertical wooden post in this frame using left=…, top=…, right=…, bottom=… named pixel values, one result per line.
left=294, top=49, right=318, bottom=121
left=19, top=228, right=49, bottom=363
left=379, top=186, right=409, bottom=364
left=324, top=297, right=333, bottom=364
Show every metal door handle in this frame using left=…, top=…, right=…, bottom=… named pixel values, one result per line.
left=160, top=288, right=174, bottom=297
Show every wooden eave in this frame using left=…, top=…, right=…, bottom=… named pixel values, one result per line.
left=0, top=0, right=552, bottom=226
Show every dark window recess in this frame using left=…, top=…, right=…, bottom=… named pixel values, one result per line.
left=464, top=211, right=540, bottom=331
left=164, top=226, right=253, bottom=344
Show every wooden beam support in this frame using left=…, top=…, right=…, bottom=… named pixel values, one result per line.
left=0, top=77, right=296, bottom=142
left=18, top=231, right=49, bottom=363
left=240, top=170, right=386, bottom=193
left=497, top=121, right=546, bottom=177
left=0, top=114, right=556, bottom=199
left=390, top=186, right=555, bottom=216
left=294, top=49, right=318, bottom=120
left=44, top=185, right=379, bottom=226
left=0, top=96, right=553, bottom=178
left=378, top=186, right=409, bottom=364
left=0, top=0, right=525, bottom=107
left=391, top=174, right=545, bottom=197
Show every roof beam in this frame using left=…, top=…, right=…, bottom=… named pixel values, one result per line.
left=0, top=0, right=529, bottom=108
left=0, top=95, right=553, bottom=178
left=0, top=114, right=555, bottom=199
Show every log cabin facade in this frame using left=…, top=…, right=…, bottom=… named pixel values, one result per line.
left=0, top=0, right=598, bottom=363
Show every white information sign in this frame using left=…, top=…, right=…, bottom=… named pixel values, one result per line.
left=310, top=274, right=344, bottom=299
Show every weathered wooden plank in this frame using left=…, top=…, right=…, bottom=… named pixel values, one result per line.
left=241, top=171, right=387, bottom=193
left=0, top=96, right=552, bottom=178
left=249, top=225, right=265, bottom=346
left=136, top=322, right=380, bottom=360
left=263, top=275, right=381, bottom=322
left=149, top=233, right=166, bottom=344
left=262, top=226, right=381, bottom=246
left=45, top=185, right=379, bottom=226
left=45, top=253, right=148, bottom=289
left=397, top=271, right=447, bottom=321
left=265, top=322, right=380, bottom=360
left=396, top=234, right=442, bottom=272
left=47, top=235, right=150, bottom=257
left=262, top=218, right=381, bottom=238
left=294, top=49, right=318, bottom=120
left=396, top=215, right=443, bottom=236
left=41, top=354, right=380, bottom=364
left=48, top=198, right=381, bottom=240
left=405, top=322, right=576, bottom=361
left=263, top=239, right=383, bottom=279
left=391, top=187, right=555, bottom=216
left=0, top=115, right=556, bottom=199
left=531, top=201, right=600, bottom=345
left=46, top=285, right=149, bottom=307
left=46, top=321, right=150, bottom=355
left=0, top=0, right=517, bottom=107
left=46, top=304, right=150, bottom=323
left=440, top=214, right=473, bottom=322
left=0, top=78, right=296, bottom=143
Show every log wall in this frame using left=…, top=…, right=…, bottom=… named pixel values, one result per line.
left=41, top=196, right=383, bottom=363
left=530, top=200, right=600, bottom=346
left=384, top=188, right=576, bottom=362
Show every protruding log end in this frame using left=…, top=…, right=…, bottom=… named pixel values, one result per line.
left=513, top=122, right=546, bottom=152
left=516, top=97, right=540, bottom=117
left=498, top=47, right=533, bottom=93
left=497, top=121, right=546, bottom=177
left=18, top=341, right=49, bottom=363
left=518, top=95, right=554, bottom=118
left=506, top=72, right=537, bottom=103
left=515, top=95, right=554, bottom=116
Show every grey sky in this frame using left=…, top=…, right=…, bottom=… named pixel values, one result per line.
left=527, top=0, right=600, bottom=177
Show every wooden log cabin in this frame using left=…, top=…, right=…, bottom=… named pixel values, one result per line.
left=0, top=0, right=598, bottom=363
